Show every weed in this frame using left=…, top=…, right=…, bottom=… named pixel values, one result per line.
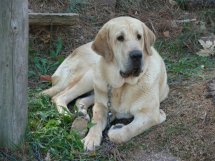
left=50, top=37, right=63, bottom=57
left=155, top=29, right=215, bottom=83
left=68, top=0, right=89, bottom=13
left=27, top=91, right=112, bottom=160
left=27, top=91, right=84, bottom=160
left=165, top=55, right=214, bottom=82
left=29, top=37, right=64, bottom=79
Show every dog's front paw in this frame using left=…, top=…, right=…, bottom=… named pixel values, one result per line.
left=82, top=132, right=102, bottom=151
left=108, top=124, right=128, bottom=143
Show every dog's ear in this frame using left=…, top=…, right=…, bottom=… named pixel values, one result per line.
left=92, top=25, right=113, bottom=62
left=142, top=23, right=156, bottom=55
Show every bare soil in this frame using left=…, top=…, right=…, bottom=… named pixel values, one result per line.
left=29, top=0, right=193, bottom=58
left=122, top=80, right=215, bottom=161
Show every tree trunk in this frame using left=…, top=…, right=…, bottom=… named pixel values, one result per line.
left=0, top=0, right=28, bottom=148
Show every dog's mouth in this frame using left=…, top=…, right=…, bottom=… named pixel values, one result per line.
left=120, top=71, right=130, bottom=78
left=120, top=68, right=142, bottom=78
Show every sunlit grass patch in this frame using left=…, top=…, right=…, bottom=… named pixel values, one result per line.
left=27, top=91, right=83, bottom=160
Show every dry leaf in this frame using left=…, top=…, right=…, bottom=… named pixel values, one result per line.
left=199, top=21, right=206, bottom=32
left=40, top=75, right=52, bottom=82
left=41, top=33, right=50, bottom=44
left=163, top=31, right=170, bottom=38
left=196, top=49, right=211, bottom=57
left=169, top=0, right=177, bottom=6
left=196, top=36, right=215, bottom=57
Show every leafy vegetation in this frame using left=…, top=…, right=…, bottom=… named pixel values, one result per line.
left=29, top=37, right=64, bottom=79
left=27, top=93, right=83, bottom=160
left=155, top=26, right=215, bottom=83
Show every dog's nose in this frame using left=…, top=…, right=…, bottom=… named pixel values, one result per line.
left=129, top=50, right=142, bottom=60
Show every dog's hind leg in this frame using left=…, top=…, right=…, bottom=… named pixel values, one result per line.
left=41, top=86, right=62, bottom=97
left=52, top=70, right=94, bottom=114
left=75, top=94, right=94, bottom=120
left=40, top=75, right=69, bottom=97
left=41, top=73, right=83, bottom=97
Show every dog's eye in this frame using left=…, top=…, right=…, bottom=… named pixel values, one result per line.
left=137, top=34, right=142, bottom=40
left=117, top=35, right=124, bottom=42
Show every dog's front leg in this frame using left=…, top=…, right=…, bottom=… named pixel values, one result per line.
left=108, top=109, right=166, bottom=143
left=83, top=103, right=107, bottom=151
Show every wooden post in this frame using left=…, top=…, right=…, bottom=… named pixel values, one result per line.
left=0, top=0, right=28, bottom=147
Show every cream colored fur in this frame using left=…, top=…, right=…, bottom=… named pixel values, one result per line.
left=42, top=17, right=169, bottom=151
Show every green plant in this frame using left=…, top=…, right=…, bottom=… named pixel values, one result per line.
left=155, top=29, right=215, bottom=83
left=50, top=37, right=63, bottom=57
left=29, top=37, right=64, bottom=78
left=27, top=91, right=114, bottom=160
left=165, top=55, right=214, bottom=81
left=27, top=92, right=84, bottom=160
left=68, top=0, right=89, bottom=13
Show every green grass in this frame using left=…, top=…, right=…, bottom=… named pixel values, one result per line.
left=155, top=26, right=215, bottom=83
left=29, top=37, right=65, bottom=79
left=26, top=90, right=113, bottom=160
left=67, top=0, right=89, bottom=13
left=27, top=91, right=84, bottom=160
left=165, top=55, right=213, bottom=79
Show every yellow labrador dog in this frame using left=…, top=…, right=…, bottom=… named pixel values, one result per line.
left=42, top=16, right=169, bottom=151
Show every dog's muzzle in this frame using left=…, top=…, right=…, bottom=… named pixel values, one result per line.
left=120, top=50, right=143, bottom=78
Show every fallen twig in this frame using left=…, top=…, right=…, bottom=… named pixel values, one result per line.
left=174, top=18, right=197, bottom=23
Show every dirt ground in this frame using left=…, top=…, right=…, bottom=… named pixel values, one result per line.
left=26, top=0, right=215, bottom=160
left=28, top=0, right=191, bottom=59
left=123, top=80, right=215, bottom=161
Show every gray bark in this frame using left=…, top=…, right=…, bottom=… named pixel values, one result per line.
left=0, top=0, right=28, bottom=147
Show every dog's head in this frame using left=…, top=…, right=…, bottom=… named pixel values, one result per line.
left=92, top=16, right=156, bottom=78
